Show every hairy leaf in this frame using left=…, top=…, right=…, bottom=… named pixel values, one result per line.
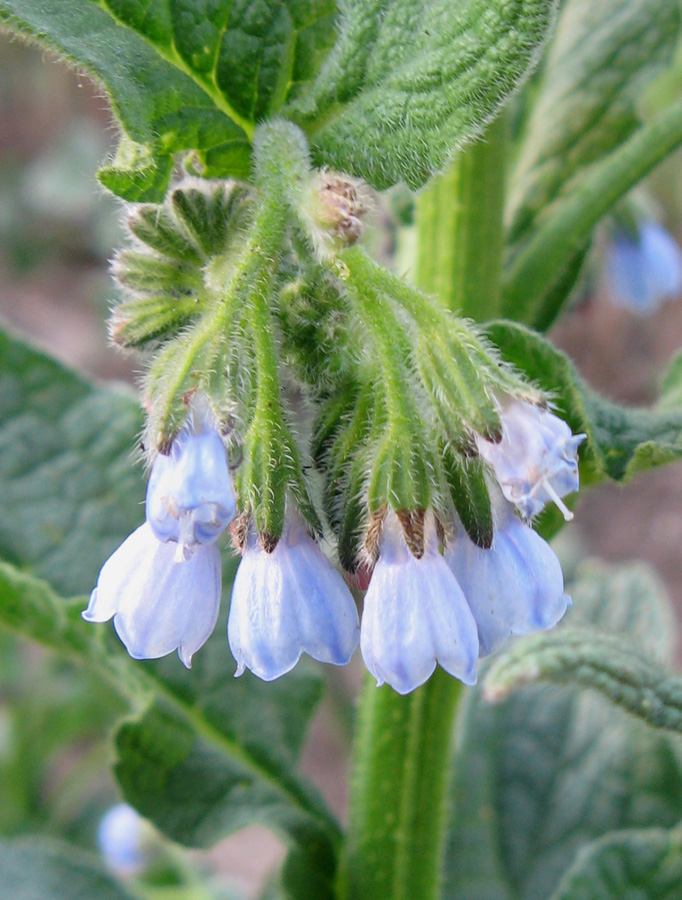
left=0, top=0, right=336, bottom=200
left=442, top=561, right=682, bottom=900
left=549, top=828, right=682, bottom=900
left=0, top=838, right=137, bottom=900
left=503, top=0, right=682, bottom=326
left=0, top=561, right=339, bottom=898
left=487, top=321, right=682, bottom=485
left=291, top=0, right=557, bottom=189
left=0, top=328, right=144, bottom=597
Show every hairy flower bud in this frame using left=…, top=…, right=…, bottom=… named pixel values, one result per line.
left=301, top=170, right=373, bottom=256
left=146, top=412, right=235, bottom=560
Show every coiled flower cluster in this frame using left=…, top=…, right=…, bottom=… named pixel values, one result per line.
left=84, top=127, right=586, bottom=694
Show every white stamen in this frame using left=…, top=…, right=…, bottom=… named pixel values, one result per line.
left=543, top=479, right=574, bottom=521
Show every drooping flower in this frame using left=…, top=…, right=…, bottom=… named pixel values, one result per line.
left=228, top=512, right=359, bottom=680
left=83, top=523, right=221, bottom=667
left=476, top=400, right=585, bottom=521
left=605, top=221, right=682, bottom=315
left=445, top=500, right=569, bottom=657
left=360, top=512, right=479, bottom=695
left=146, top=417, right=235, bottom=560
left=97, top=803, right=150, bottom=877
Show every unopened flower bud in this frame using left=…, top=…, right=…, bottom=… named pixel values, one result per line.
left=476, top=400, right=585, bottom=521
left=146, top=411, right=236, bottom=560
left=97, top=803, right=151, bottom=877
left=302, top=170, right=373, bottom=256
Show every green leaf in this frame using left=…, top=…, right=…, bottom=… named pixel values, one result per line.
left=0, top=837, right=137, bottom=900
left=502, top=0, right=682, bottom=326
left=0, top=0, right=337, bottom=200
left=0, top=328, right=144, bottom=596
left=485, top=624, right=682, bottom=735
left=0, top=561, right=340, bottom=899
left=549, top=828, right=682, bottom=900
left=97, top=135, right=175, bottom=204
left=290, top=0, right=557, bottom=190
left=508, top=0, right=680, bottom=246
left=442, top=561, right=682, bottom=900
left=487, top=321, right=682, bottom=484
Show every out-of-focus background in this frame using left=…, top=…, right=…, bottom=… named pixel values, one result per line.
left=1, top=33, right=681, bottom=898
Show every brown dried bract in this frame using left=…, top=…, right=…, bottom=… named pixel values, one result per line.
left=397, top=508, right=426, bottom=559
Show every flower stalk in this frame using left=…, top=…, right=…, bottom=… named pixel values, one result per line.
left=341, top=115, right=511, bottom=899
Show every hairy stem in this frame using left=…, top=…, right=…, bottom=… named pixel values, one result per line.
left=340, top=671, right=463, bottom=900
left=415, top=114, right=508, bottom=321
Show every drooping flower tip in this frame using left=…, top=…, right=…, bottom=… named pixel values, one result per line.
left=84, top=522, right=221, bottom=668
left=146, top=418, right=236, bottom=559
left=360, top=512, right=479, bottom=695
left=445, top=501, right=569, bottom=658
left=227, top=513, right=359, bottom=681
left=476, top=400, right=585, bottom=521
left=605, top=221, right=682, bottom=315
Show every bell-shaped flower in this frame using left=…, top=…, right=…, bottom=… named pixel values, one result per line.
left=605, top=221, right=682, bottom=315
left=445, top=502, right=569, bottom=657
left=476, top=400, right=585, bottom=521
left=146, top=421, right=235, bottom=560
left=83, top=522, right=221, bottom=667
left=360, top=513, right=479, bottom=695
left=228, top=513, right=359, bottom=681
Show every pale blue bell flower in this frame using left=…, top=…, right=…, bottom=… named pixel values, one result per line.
left=445, top=501, right=569, bottom=657
left=146, top=423, right=235, bottom=560
left=605, top=222, right=682, bottom=315
left=360, top=513, right=479, bottom=695
left=228, top=514, right=359, bottom=680
left=97, top=803, right=148, bottom=877
left=84, top=522, right=221, bottom=667
left=476, top=400, right=585, bottom=521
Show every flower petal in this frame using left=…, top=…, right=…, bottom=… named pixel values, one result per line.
left=84, top=523, right=221, bottom=667
left=228, top=521, right=359, bottom=681
left=146, top=429, right=235, bottom=550
left=476, top=400, right=584, bottom=521
left=361, top=516, right=478, bottom=695
left=447, top=508, right=568, bottom=657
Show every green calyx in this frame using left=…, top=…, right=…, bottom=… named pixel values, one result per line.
left=109, top=120, right=541, bottom=554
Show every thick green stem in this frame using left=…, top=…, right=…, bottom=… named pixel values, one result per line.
left=415, top=114, right=508, bottom=321
left=340, top=671, right=462, bottom=900
left=340, top=113, right=510, bottom=900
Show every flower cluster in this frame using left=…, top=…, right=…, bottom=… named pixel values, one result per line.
left=85, top=158, right=586, bottom=694
left=85, top=396, right=583, bottom=694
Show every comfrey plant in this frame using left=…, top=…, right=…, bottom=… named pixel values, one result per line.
left=4, top=1, right=682, bottom=899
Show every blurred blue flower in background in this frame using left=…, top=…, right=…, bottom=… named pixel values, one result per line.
left=605, top=221, right=682, bottom=315
left=97, top=803, right=149, bottom=877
